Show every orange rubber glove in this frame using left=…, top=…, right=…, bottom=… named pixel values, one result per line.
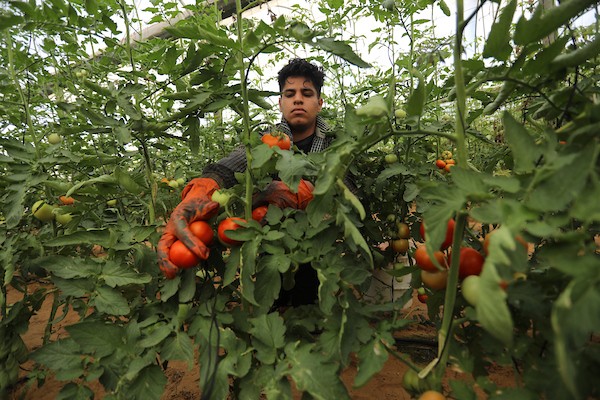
left=252, top=179, right=314, bottom=210
left=158, top=178, right=220, bottom=279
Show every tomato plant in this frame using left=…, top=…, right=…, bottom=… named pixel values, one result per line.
left=261, top=132, right=291, bottom=150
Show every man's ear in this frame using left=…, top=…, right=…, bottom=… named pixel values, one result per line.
left=318, top=97, right=323, bottom=109
left=278, top=97, right=283, bottom=111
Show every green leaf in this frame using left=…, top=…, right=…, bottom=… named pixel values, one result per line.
left=503, top=112, right=542, bottom=173
left=354, top=338, right=388, bottom=388
left=100, top=261, right=151, bottom=287
left=405, top=70, right=426, bottom=116
left=52, top=277, right=94, bottom=297
left=514, top=0, right=598, bottom=45
left=41, top=256, right=100, bottom=279
left=45, top=229, right=111, bottom=247
left=161, top=332, right=195, bottom=367
left=313, top=38, right=371, bottom=68
left=30, top=338, right=82, bottom=370
left=249, top=313, right=286, bottom=364
left=125, top=365, right=167, bottom=400
left=66, top=174, right=117, bottom=197
left=475, top=227, right=515, bottom=346
left=285, top=342, right=350, bottom=399
left=66, top=321, right=125, bottom=357
left=525, top=145, right=597, bottom=212
left=92, top=286, right=130, bottom=315
left=56, top=383, right=94, bottom=400
left=0, top=14, right=24, bottom=30
left=114, top=167, right=143, bottom=195
left=138, top=323, right=172, bottom=348
left=482, top=0, right=517, bottom=61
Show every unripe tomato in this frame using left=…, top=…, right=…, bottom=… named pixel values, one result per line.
left=420, top=219, right=455, bottom=250
left=384, top=153, right=398, bottom=164
left=32, top=200, right=56, bottom=222
left=251, top=205, right=269, bottom=223
left=211, top=190, right=231, bottom=206
left=168, top=179, right=179, bottom=188
left=445, top=159, right=456, bottom=165
left=441, top=150, right=453, bottom=160
left=396, top=222, right=410, bottom=239
left=55, top=212, right=73, bottom=225
left=456, top=247, right=485, bottom=279
left=444, top=163, right=454, bottom=173
left=106, top=199, right=118, bottom=206
left=261, top=132, right=291, bottom=150
left=218, top=217, right=245, bottom=246
left=394, top=108, right=407, bottom=119
left=435, top=159, right=446, bottom=169
left=169, top=240, right=199, bottom=269
left=461, top=275, right=480, bottom=306
left=391, top=239, right=409, bottom=254
left=189, top=220, right=214, bottom=245
left=414, top=246, right=447, bottom=272
left=48, top=133, right=62, bottom=145
left=421, top=269, right=448, bottom=290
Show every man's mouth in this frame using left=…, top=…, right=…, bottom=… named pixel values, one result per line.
left=291, top=108, right=305, bottom=114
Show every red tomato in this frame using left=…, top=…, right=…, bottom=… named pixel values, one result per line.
left=218, top=217, right=246, bottom=246
left=189, top=221, right=214, bottom=245
left=414, top=246, right=447, bottom=272
left=169, top=240, right=199, bottom=269
left=435, top=159, right=446, bottom=169
left=420, top=219, right=455, bottom=250
left=261, top=132, right=291, bottom=150
left=59, top=195, right=75, bottom=205
left=417, top=293, right=429, bottom=303
left=251, top=205, right=269, bottom=223
left=456, top=247, right=485, bottom=279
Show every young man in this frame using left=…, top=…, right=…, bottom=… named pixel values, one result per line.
left=157, top=58, right=346, bottom=305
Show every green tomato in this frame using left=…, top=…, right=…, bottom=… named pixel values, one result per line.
left=394, top=108, right=407, bottom=119
left=106, top=199, right=118, bottom=206
left=384, top=154, right=398, bottom=164
left=211, top=190, right=231, bottom=206
left=176, top=177, right=185, bottom=186
left=461, top=275, right=480, bottom=306
left=32, top=200, right=56, bottom=222
left=55, top=212, right=73, bottom=225
left=48, top=133, right=62, bottom=145
left=168, top=179, right=179, bottom=188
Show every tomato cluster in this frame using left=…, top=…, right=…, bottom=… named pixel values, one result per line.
left=414, top=218, right=487, bottom=294
left=390, top=220, right=411, bottom=255
left=434, top=150, right=456, bottom=173
left=261, top=132, right=291, bottom=150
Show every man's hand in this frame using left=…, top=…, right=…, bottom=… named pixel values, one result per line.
left=253, top=179, right=314, bottom=210
left=158, top=178, right=220, bottom=279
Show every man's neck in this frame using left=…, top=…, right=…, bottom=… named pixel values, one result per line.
left=291, top=122, right=317, bottom=142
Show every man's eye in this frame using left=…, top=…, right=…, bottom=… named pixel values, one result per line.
left=302, top=90, right=315, bottom=97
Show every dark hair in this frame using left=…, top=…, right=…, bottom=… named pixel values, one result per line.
left=277, top=58, right=325, bottom=96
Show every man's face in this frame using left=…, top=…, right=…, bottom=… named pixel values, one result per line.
left=279, top=76, right=323, bottom=133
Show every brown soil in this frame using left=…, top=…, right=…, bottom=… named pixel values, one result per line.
left=6, top=282, right=512, bottom=400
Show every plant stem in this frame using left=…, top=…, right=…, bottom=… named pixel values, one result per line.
left=235, top=0, right=253, bottom=222
left=453, top=0, right=468, bottom=166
